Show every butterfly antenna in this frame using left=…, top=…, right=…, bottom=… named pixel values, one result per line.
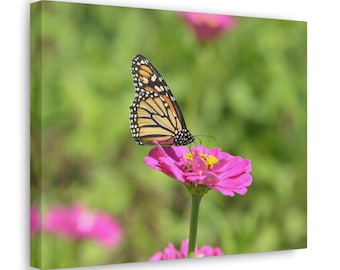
left=193, top=134, right=216, bottom=146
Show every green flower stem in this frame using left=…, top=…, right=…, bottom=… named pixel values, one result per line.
left=187, top=194, right=202, bottom=258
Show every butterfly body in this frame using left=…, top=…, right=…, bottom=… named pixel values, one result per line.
left=130, top=55, right=194, bottom=146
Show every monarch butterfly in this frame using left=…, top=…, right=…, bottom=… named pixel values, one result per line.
left=129, top=54, right=195, bottom=146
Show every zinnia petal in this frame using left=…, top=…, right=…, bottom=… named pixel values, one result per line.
left=43, top=203, right=123, bottom=249
left=149, top=239, right=223, bottom=260
left=30, top=205, right=41, bottom=237
left=178, top=12, right=235, bottom=42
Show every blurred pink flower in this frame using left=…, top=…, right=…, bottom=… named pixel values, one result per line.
left=30, top=204, right=41, bottom=237
left=150, top=239, right=223, bottom=261
left=178, top=12, right=235, bottom=42
left=144, top=144, right=252, bottom=197
left=43, top=203, right=123, bottom=249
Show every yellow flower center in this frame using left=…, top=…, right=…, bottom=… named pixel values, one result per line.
left=184, top=152, right=218, bottom=171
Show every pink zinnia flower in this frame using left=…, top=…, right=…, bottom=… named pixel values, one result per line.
left=150, top=239, right=223, bottom=261
left=43, top=204, right=123, bottom=249
left=30, top=204, right=41, bottom=237
left=144, top=144, right=252, bottom=197
left=178, top=12, right=235, bottom=42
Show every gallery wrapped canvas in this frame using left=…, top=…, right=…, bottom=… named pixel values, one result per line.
left=30, top=1, right=307, bottom=269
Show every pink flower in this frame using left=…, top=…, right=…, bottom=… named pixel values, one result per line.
left=43, top=204, right=123, bottom=249
left=144, top=144, right=252, bottom=197
left=178, top=12, right=235, bottom=42
left=30, top=204, right=41, bottom=237
left=149, top=239, right=223, bottom=261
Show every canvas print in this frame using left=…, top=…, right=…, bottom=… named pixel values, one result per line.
left=30, top=1, right=307, bottom=269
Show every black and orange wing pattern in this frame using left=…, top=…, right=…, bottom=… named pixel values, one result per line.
left=129, top=54, right=194, bottom=146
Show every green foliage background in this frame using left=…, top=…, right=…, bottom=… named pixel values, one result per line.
left=30, top=1, right=307, bottom=269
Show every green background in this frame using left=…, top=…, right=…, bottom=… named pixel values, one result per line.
left=30, top=1, right=307, bottom=269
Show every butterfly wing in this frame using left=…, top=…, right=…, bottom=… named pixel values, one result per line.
left=130, top=54, right=194, bottom=146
